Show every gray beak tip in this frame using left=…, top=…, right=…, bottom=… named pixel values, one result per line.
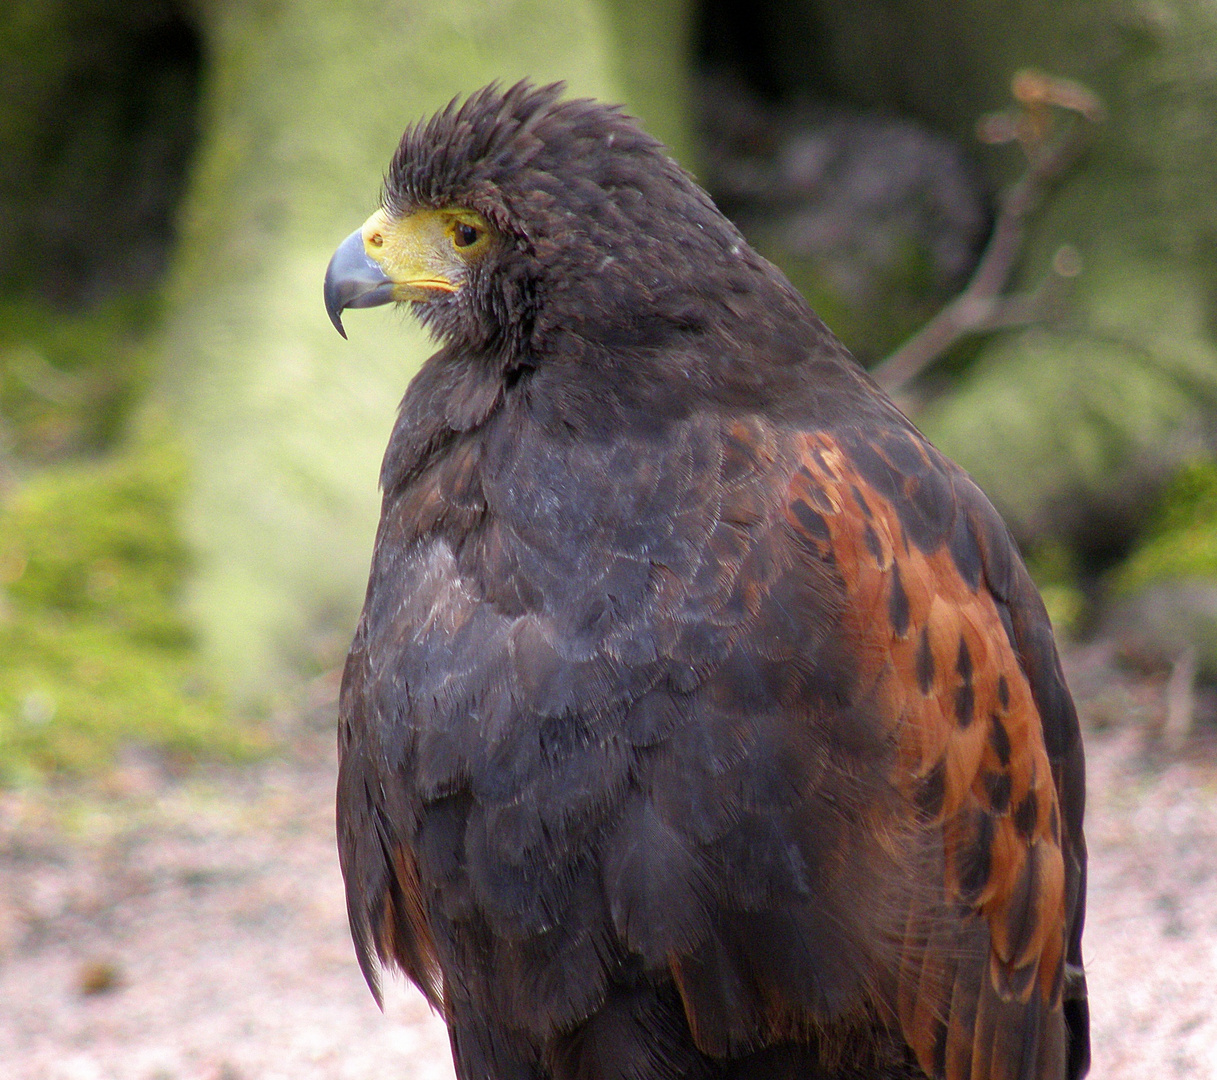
left=324, top=226, right=394, bottom=338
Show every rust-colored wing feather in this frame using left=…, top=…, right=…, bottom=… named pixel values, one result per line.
left=769, top=423, right=1087, bottom=1080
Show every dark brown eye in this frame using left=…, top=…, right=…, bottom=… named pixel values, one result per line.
left=453, top=222, right=480, bottom=248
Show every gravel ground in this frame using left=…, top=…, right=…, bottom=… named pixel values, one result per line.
left=1, top=652, right=1215, bottom=1080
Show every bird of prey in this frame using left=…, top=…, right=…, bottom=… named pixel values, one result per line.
left=323, top=82, right=1088, bottom=1080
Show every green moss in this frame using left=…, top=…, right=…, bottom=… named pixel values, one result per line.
left=1115, top=460, right=1217, bottom=594
left=0, top=441, right=261, bottom=784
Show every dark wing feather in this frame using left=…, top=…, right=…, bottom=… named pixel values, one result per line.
left=336, top=394, right=1086, bottom=1080
left=336, top=627, right=444, bottom=1011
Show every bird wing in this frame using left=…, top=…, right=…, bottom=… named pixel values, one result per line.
left=335, top=398, right=1087, bottom=1080
left=336, top=638, right=445, bottom=1012
left=641, top=415, right=1087, bottom=1080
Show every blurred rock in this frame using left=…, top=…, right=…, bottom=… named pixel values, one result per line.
left=78, top=957, right=123, bottom=996
left=1104, top=579, right=1217, bottom=681
left=696, top=72, right=990, bottom=360
left=692, top=0, right=1217, bottom=565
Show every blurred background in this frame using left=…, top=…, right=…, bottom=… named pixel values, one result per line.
left=1, top=0, right=1216, bottom=1077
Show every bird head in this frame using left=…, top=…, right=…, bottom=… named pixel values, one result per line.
left=324, top=82, right=764, bottom=365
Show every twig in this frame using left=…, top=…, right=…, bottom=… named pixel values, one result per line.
left=872, top=70, right=1104, bottom=393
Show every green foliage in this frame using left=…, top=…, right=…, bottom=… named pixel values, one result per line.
left=0, top=441, right=261, bottom=783
left=922, top=257, right=1217, bottom=546
left=0, top=295, right=160, bottom=460
left=1023, top=542, right=1087, bottom=641
left=1115, top=460, right=1217, bottom=593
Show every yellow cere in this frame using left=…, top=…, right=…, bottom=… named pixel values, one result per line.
left=360, top=206, right=492, bottom=300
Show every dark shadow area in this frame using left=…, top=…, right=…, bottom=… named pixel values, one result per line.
left=0, top=0, right=205, bottom=309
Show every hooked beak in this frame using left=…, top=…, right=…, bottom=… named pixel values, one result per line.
left=323, top=227, right=395, bottom=339
left=324, top=207, right=462, bottom=339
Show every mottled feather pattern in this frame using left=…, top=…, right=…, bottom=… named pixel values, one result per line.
left=784, top=430, right=1070, bottom=1076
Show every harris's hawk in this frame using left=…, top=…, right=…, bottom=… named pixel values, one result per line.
left=323, top=83, right=1089, bottom=1080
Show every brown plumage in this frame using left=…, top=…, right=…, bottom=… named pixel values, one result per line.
left=323, top=82, right=1089, bottom=1080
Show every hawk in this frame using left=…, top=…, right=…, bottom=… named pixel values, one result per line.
left=323, top=82, right=1088, bottom=1080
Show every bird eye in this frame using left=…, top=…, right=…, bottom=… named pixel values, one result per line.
left=453, top=222, right=480, bottom=249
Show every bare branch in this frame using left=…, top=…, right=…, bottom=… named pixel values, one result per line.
left=872, top=70, right=1102, bottom=393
